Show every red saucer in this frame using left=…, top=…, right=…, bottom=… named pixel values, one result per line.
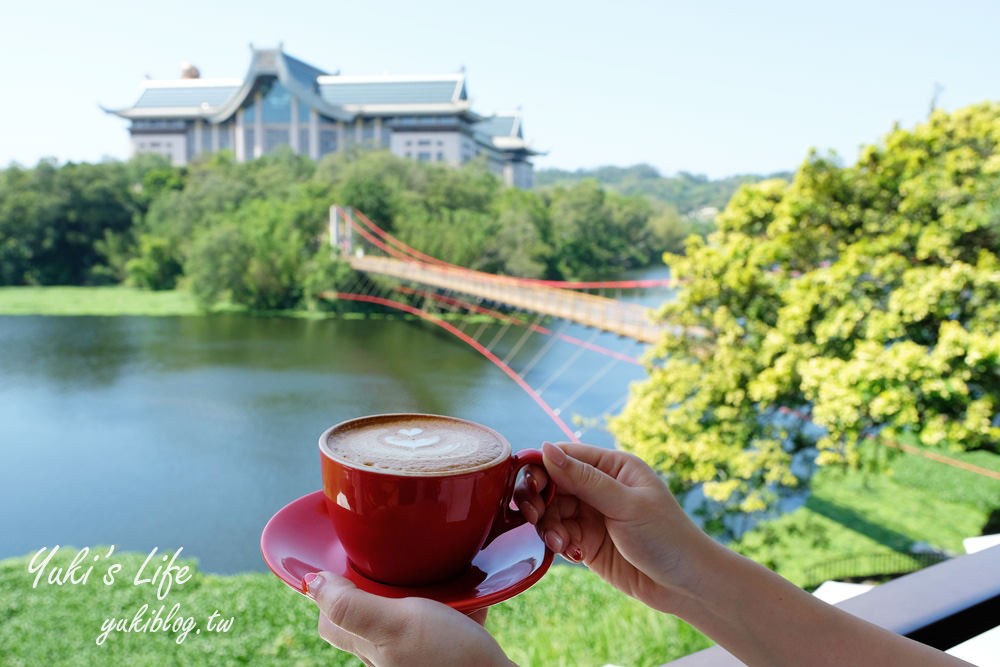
left=261, top=491, right=554, bottom=613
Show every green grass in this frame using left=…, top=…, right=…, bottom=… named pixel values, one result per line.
left=0, top=550, right=710, bottom=667
left=0, top=287, right=206, bottom=316
left=733, top=445, right=1000, bottom=587
left=2, top=449, right=994, bottom=665
left=0, top=286, right=504, bottom=323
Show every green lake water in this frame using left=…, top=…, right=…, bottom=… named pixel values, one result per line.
left=0, top=306, right=653, bottom=573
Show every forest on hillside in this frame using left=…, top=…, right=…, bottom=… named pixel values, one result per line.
left=536, top=164, right=791, bottom=215
left=0, top=151, right=708, bottom=311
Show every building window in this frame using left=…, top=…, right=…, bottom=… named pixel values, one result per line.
left=418, top=139, right=431, bottom=146
left=265, top=128, right=290, bottom=152
left=364, top=119, right=379, bottom=142
left=417, top=151, right=431, bottom=161
left=437, top=152, right=444, bottom=161
left=320, top=129, right=338, bottom=156
left=262, top=80, right=292, bottom=123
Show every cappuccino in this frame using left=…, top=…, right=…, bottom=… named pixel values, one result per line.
left=323, top=414, right=509, bottom=475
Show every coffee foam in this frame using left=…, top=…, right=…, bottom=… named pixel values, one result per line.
left=324, top=415, right=509, bottom=474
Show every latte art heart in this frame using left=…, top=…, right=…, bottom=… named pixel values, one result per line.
left=325, top=415, right=508, bottom=474
left=384, top=429, right=441, bottom=448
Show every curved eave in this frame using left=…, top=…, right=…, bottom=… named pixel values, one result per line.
left=102, top=105, right=214, bottom=120
left=207, top=51, right=354, bottom=124
left=472, top=133, right=544, bottom=157
left=339, top=101, right=474, bottom=117
left=491, top=136, right=530, bottom=150
left=499, top=145, right=545, bottom=157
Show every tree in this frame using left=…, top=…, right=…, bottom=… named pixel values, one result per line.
left=334, top=151, right=410, bottom=231
left=0, top=159, right=150, bottom=285
left=610, top=103, right=1000, bottom=528
left=547, top=181, right=622, bottom=280
left=125, top=234, right=182, bottom=290
left=479, top=188, right=551, bottom=278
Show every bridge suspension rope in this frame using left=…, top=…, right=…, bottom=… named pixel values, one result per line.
left=330, top=291, right=581, bottom=442
left=342, top=207, right=678, bottom=291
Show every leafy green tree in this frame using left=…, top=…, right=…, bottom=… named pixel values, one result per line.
left=646, top=203, right=693, bottom=255
left=479, top=188, right=551, bottom=278
left=610, top=103, right=1000, bottom=526
left=334, top=151, right=410, bottom=232
left=0, top=159, right=151, bottom=285
left=185, top=187, right=330, bottom=311
left=140, top=152, right=253, bottom=255
left=125, top=234, right=182, bottom=290
left=545, top=181, right=661, bottom=280
left=186, top=223, right=253, bottom=308
left=547, top=181, right=620, bottom=280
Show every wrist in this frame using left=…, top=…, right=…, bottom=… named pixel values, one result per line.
left=655, top=531, right=733, bottom=618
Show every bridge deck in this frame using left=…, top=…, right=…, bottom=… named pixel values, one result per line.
left=348, top=255, right=669, bottom=344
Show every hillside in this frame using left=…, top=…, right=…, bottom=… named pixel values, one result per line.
left=536, top=164, right=792, bottom=218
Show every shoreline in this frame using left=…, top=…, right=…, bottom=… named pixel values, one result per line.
left=0, top=286, right=499, bottom=323
left=0, top=286, right=209, bottom=317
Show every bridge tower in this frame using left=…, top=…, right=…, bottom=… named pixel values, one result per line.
left=329, top=205, right=354, bottom=255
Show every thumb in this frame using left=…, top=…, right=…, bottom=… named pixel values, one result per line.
left=542, top=442, right=630, bottom=518
left=306, top=572, right=400, bottom=640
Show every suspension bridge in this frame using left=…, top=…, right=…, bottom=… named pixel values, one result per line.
left=319, top=205, right=1000, bottom=483
left=331, top=205, right=679, bottom=343
left=322, top=205, right=678, bottom=443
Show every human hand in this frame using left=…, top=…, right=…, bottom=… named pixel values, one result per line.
left=517, top=444, right=975, bottom=667
left=516, top=442, right=716, bottom=613
left=306, top=572, right=516, bottom=667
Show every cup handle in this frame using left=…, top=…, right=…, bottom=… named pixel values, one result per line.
left=483, top=449, right=556, bottom=547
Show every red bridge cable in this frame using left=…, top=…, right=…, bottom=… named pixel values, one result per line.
left=350, top=209, right=446, bottom=266
left=347, top=218, right=418, bottom=263
left=330, top=291, right=580, bottom=443
left=392, top=285, right=643, bottom=366
left=343, top=222, right=988, bottom=479
left=346, top=209, right=678, bottom=290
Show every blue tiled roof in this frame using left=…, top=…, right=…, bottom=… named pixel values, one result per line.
left=476, top=115, right=519, bottom=138
left=133, top=85, right=239, bottom=109
left=319, top=80, right=460, bottom=106
left=284, top=53, right=328, bottom=88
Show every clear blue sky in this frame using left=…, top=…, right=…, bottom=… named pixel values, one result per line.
left=2, top=0, right=997, bottom=178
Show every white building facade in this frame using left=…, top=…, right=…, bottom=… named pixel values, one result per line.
left=105, top=48, right=539, bottom=188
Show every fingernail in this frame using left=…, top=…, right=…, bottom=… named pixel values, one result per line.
left=567, top=545, right=584, bottom=563
left=545, top=530, right=564, bottom=552
left=524, top=470, right=539, bottom=494
left=543, top=442, right=567, bottom=467
left=303, top=572, right=325, bottom=599
left=519, top=501, right=539, bottom=524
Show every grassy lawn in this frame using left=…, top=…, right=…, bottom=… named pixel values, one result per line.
left=0, top=286, right=499, bottom=323
left=4, top=446, right=993, bottom=666
left=0, top=287, right=206, bottom=316
left=0, top=550, right=709, bottom=667
left=733, top=444, right=1000, bottom=587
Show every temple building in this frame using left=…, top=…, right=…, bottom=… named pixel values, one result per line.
left=103, top=46, right=539, bottom=188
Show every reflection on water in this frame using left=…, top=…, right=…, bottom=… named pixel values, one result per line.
left=0, top=312, right=649, bottom=572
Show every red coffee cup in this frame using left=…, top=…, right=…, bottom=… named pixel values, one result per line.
left=319, top=413, right=554, bottom=586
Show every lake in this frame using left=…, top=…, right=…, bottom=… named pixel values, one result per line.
left=0, top=282, right=665, bottom=573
